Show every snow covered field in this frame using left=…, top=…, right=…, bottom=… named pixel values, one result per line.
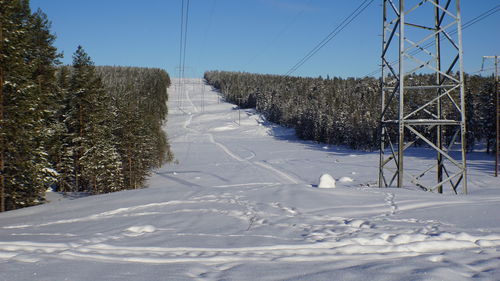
left=1, top=78, right=500, bottom=280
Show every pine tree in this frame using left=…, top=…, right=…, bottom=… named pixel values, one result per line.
left=48, top=66, right=71, bottom=192
left=1, top=4, right=174, bottom=209
left=62, top=46, right=124, bottom=193
left=0, top=1, right=6, bottom=211
left=478, top=79, right=496, bottom=153
left=465, top=85, right=475, bottom=152
left=95, top=66, right=173, bottom=190
left=1, top=0, right=60, bottom=211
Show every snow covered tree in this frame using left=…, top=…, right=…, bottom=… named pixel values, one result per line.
left=1, top=1, right=59, bottom=210
left=47, top=66, right=73, bottom=192
left=80, top=142, right=124, bottom=194
left=60, top=46, right=125, bottom=193
left=204, top=71, right=380, bottom=150
left=0, top=0, right=60, bottom=211
left=477, top=79, right=496, bottom=153
left=0, top=3, right=174, bottom=210
left=95, top=66, right=173, bottom=190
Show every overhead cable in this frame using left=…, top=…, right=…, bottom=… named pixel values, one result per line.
left=284, top=0, right=375, bottom=76
left=364, top=4, right=500, bottom=77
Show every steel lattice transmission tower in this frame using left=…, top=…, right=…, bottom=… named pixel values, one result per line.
left=378, top=0, right=467, bottom=194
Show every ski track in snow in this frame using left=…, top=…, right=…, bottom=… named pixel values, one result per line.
left=1, top=78, right=500, bottom=280
left=2, top=184, right=500, bottom=271
left=2, top=224, right=500, bottom=266
left=177, top=85, right=301, bottom=185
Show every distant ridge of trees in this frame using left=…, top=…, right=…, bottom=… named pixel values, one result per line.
left=204, top=71, right=497, bottom=153
left=96, top=66, right=173, bottom=191
left=51, top=61, right=173, bottom=197
left=0, top=0, right=173, bottom=211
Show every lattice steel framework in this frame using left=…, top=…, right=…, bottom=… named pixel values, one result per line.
left=379, top=0, right=467, bottom=194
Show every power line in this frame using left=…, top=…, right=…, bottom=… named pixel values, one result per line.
left=285, top=0, right=374, bottom=76
left=195, top=0, right=217, bottom=69
left=364, top=4, right=500, bottom=77
left=178, top=0, right=185, bottom=80
left=462, top=4, right=500, bottom=29
left=243, top=0, right=313, bottom=69
left=284, top=0, right=375, bottom=76
left=182, top=0, right=191, bottom=81
left=178, top=0, right=191, bottom=109
left=470, top=66, right=496, bottom=75
left=177, top=0, right=186, bottom=108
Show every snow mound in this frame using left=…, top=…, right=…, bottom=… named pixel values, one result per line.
left=212, top=126, right=236, bottom=132
left=345, top=219, right=371, bottom=228
left=125, top=225, right=156, bottom=236
left=339, top=176, right=353, bottom=183
left=318, top=174, right=336, bottom=188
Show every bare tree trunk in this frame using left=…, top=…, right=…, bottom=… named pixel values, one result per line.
left=0, top=21, right=5, bottom=212
left=76, top=103, right=83, bottom=191
left=128, top=150, right=133, bottom=189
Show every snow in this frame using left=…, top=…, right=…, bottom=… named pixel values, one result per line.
left=318, top=174, right=336, bottom=188
left=1, top=78, right=500, bottom=280
left=42, top=167, right=59, bottom=176
left=339, top=176, right=354, bottom=183
left=125, top=225, right=156, bottom=236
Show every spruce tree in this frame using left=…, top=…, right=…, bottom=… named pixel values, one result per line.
left=95, top=66, right=173, bottom=190
left=62, top=46, right=124, bottom=194
left=1, top=0, right=60, bottom=211
left=478, top=80, right=496, bottom=153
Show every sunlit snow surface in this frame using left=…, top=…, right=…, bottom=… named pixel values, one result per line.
left=1, top=78, right=500, bottom=281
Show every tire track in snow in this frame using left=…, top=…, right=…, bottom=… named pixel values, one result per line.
left=182, top=81, right=199, bottom=113
left=212, top=182, right=278, bottom=188
left=185, top=118, right=297, bottom=185
left=244, top=151, right=256, bottom=160
left=204, top=133, right=299, bottom=184
left=205, top=133, right=244, bottom=162
left=254, top=161, right=299, bottom=184
left=2, top=188, right=288, bottom=232
left=3, top=231, right=500, bottom=265
left=1, top=198, right=256, bottom=229
left=176, top=82, right=301, bottom=186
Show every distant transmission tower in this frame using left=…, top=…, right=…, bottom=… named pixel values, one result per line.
left=378, top=0, right=467, bottom=194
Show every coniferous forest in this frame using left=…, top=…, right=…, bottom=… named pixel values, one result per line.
left=1, top=1, right=497, bottom=212
left=204, top=71, right=497, bottom=153
left=0, top=1, right=173, bottom=211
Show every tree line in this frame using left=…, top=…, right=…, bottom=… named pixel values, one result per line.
left=204, top=71, right=497, bottom=153
left=0, top=0, right=173, bottom=211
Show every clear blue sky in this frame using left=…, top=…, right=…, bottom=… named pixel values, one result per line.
left=30, top=0, right=500, bottom=78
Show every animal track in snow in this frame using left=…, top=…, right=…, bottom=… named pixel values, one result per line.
left=271, top=202, right=300, bottom=216
left=385, top=192, right=398, bottom=215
